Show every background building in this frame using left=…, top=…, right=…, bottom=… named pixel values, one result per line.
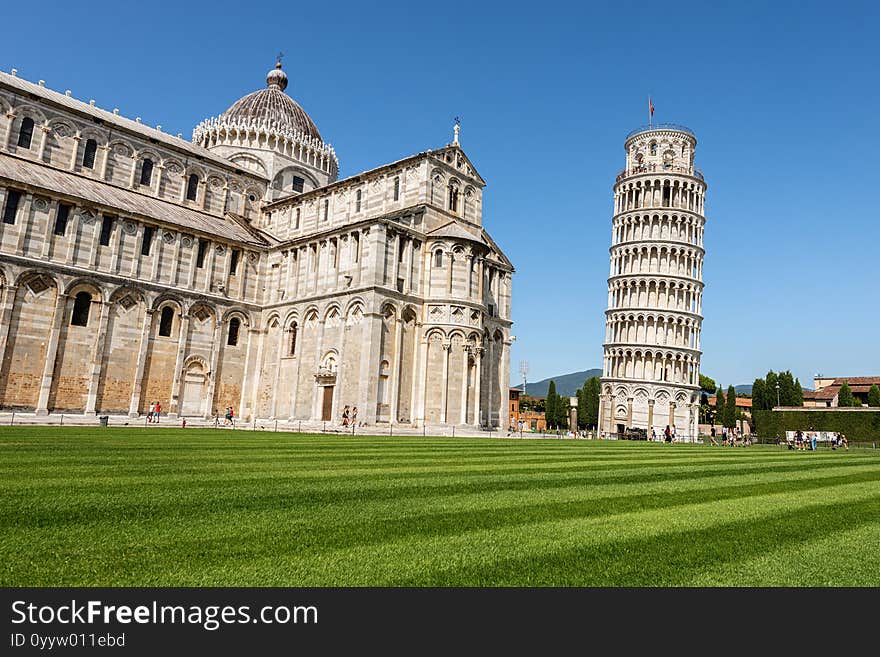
left=599, top=124, right=706, bottom=440
left=0, top=62, right=513, bottom=427
left=810, top=376, right=880, bottom=407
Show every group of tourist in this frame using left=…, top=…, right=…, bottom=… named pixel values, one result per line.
left=648, top=425, right=678, bottom=442
left=786, top=429, right=848, bottom=451
left=146, top=401, right=162, bottom=422
left=709, top=425, right=751, bottom=446
left=223, top=406, right=235, bottom=426
left=341, top=406, right=359, bottom=427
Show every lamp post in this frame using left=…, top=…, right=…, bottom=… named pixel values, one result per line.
left=776, top=382, right=780, bottom=408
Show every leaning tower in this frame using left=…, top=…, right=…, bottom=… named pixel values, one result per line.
left=599, top=124, right=706, bottom=441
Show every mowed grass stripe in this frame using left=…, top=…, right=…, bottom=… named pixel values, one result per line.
left=1, top=428, right=878, bottom=585
left=2, top=456, right=873, bottom=528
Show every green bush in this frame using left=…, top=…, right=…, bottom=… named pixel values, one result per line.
left=753, top=409, right=880, bottom=440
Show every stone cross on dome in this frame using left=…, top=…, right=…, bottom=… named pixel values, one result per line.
left=453, top=116, right=460, bottom=144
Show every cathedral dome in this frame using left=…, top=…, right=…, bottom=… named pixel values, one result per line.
left=220, top=62, right=322, bottom=142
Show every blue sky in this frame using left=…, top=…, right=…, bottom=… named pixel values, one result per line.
left=2, top=1, right=878, bottom=390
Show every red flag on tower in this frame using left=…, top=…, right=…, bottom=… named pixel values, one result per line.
left=649, top=97, right=654, bottom=117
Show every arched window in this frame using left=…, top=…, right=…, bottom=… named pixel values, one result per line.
left=71, top=291, right=92, bottom=327
left=82, top=139, right=98, bottom=169
left=355, top=189, right=362, bottom=213
left=448, top=185, right=459, bottom=213
left=139, top=158, right=153, bottom=186
left=158, top=306, right=174, bottom=337
left=17, top=117, right=34, bottom=149
left=649, top=142, right=657, bottom=155
left=288, top=322, right=298, bottom=356
left=185, top=174, right=199, bottom=201
left=434, top=250, right=443, bottom=267
left=227, top=318, right=240, bottom=346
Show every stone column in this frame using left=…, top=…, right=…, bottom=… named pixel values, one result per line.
left=128, top=155, right=139, bottom=188
left=246, top=325, right=267, bottom=421
left=308, top=319, right=326, bottom=420
left=668, top=401, right=676, bottom=429
left=269, top=325, right=285, bottom=420
left=331, top=319, right=349, bottom=423
left=98, top=145, right=110, bottom=179
left=35, top=292, right=68, bottom=415
left=37, top=125, right=49, bottom=160
left=412, top=331, right=428, bottom=426
left=647, top=399, right=655, bottom=435
left=129, top=224, right=144, bottom=278
left=358, top=312, right=384, bottom=424
left=439, top=341, right=450, bottom=424
left=167, top=314, right=190, bottom=419
left=84, top=300, right=111, bottom=414
left=388, top=318, right=403, bottom=424
left=0, top=285, right=19, bottom=372
left=2, top=111, right=15, bottom=151
left=41, top=202, right=59, bottom=258
left=128, top=308, right=154, bottom=416
left=203, top=318, right=224, bottom=419
left=238, top=252, right=248, bottom=300
left=188, top=238, right=199, bottom=288
left=405, top=237, right=415, bottom=293
left=497, top=338, right=511, bottom=428
left=473, top=347, right=482, bottom=426
left=15, top=193, right=34, bottom=255
left=485, top=335, right=494, bottom=426
left=447, top=252, right=454, bottom=295
left=626, top=397, right=633, bottom=428
left=287, top=321, right=303, bottom=421
left=392, top=231, right=401, bottom=290
left=152, top=164, right=164, bottom=197
left=408, top=321, right=423, bottom=423
left=203, top=243, right=215, bottom=293
left=68, top=135, right=81, bottom=170
left=238, top=326, right=257, bottom=421
left=109, top=218, right=123, bottom=273
left=459, top=346, right=469, bottom=425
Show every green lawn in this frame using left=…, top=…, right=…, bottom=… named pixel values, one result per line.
left=1, top=427, right=879, bottom=586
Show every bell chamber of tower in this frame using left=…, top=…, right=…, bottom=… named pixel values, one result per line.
left=599, top=123, right=707, bottom=441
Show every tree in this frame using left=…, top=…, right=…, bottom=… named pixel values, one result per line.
left=868, top=384, right=880, bottom=408
left=715, top=386, right=725, bottom=426
left=546, top=380, right=567, bottom=429
left=765, top=371, right=779, bottom=408
left=778, top=371, right=796, bottom=406
left=699, top=374, right=717, bottom=394
left=837, top=380, right=854, bottom=408
left=793, top=379, right=804, bottom=407
left=724, top=385, right=737, bottom=429
left=576, top=388, right=586, bottom=429
left=582, top=377, right=601, bottom=428
left=752, top=378, right=767, bottom=411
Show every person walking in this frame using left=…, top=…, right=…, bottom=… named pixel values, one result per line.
left=351, top=406, right=358, bottom=427
left=155, top=401, right=161, bottom=422
left=341, top=405, right=350, bottom=427
left=148, top=401, right=156, bottom=423
left=664, top=425, right=671, bottom=443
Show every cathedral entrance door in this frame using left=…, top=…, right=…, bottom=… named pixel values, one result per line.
left=321, top=386, right=334, bottom=421
left=180, top=365, right=206, bottom=417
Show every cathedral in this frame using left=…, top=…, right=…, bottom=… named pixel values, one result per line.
left=0, top=61, right=513, bottom=428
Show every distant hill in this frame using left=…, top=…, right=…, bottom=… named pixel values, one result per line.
left=515, top=369, right=603, bottom=397
left=734, top=384, right=752, bottom=395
